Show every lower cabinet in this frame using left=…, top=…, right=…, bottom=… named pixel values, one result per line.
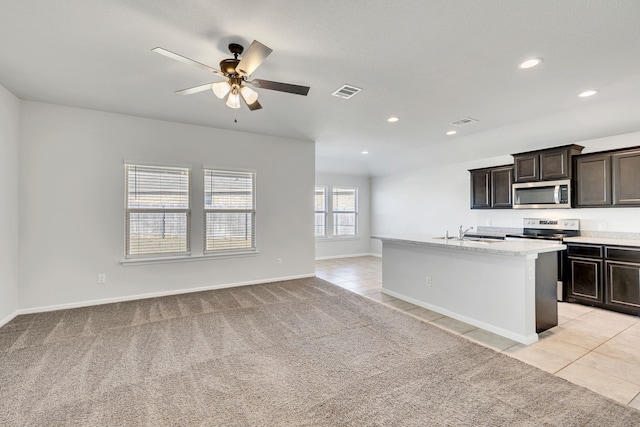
left=605, top=246, right=640, bottom=312
left=566, top=244, right=603, bottom=304
left=565, top=243, right=640, bottom=315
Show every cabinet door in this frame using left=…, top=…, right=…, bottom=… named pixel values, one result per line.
left=540, top=148, right=570, bottom=180
left=491, top=166, right=513, bottom=208
left=612, top=149, right=640, bottom=206
left=514, top=154, right=539, bottom=182
left=574, top=154, right=611, bottom=207
left=470, top=169, right=490, bottom=209
left=606, top=261, right=640, bottom=313
left=567, top=257, right=603, bottom=303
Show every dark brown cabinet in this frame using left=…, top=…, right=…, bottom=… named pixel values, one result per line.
left=605, top=246, right=640, bottom=312
left=470, top=168, right=490, bottom=209
left=513, top=145, right=583, bottom=183
left=574, top=147, right=640, bottom=208
left=574, top=154, right=612, bottom=207
left=565, top=243, right=603, bottom=304
left=514, top=154, right=539, bottom=182
left=565, top=243, right=640, bottom=315
left=469, top=165, right=513, bottom=209
left=612, top=149, right=640, bottom=205
left=491, top=166, right=513, bottom=208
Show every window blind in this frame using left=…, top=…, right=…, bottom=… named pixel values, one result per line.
left=125, top=164, right=191, bottom=256
left=332, top=186, right=358, bottom=236
left=204, top=169, right=256, bottom=252
left=315, top=186, right=327, bottom=237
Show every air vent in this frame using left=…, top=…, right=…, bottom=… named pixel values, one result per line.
left=450, top=117, right=478, bottom=127
left=332, top=84, right=362, bottom=99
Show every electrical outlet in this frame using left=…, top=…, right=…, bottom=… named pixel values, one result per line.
left=598, top=222, right=607, bottom=231
left=426, top=276, right=432, bottom=286
left=97, top=273, right=106, bottom=284
left=485, top=219, right=492, bottom=226
left=277, top=258, right=283, bottom=266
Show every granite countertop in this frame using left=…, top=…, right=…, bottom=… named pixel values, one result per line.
left=372, top=234, right=565, bottom=256
left=563, top=236, right=640, bottom=247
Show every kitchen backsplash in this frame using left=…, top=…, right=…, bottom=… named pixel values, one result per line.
left=477, top=226, right=640, bottom=240
left=476, top=226, right=522, bottom=234
left=578, top=230, right=640, bottom=240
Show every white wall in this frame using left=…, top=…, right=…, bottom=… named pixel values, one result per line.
left=372, top=131, right=640, bottom=254
left=315, top=172, right=372, bottom=259
left=0, top=85, right=20, bottom=324
left=18, top=101, right=315, bottom=311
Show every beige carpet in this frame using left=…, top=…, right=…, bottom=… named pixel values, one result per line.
left=1, top=277, right=639, bottom=426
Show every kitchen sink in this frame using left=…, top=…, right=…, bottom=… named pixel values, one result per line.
left=433, top=236, right=503, bottom=244
left=463, top=238, right=503, bottom=244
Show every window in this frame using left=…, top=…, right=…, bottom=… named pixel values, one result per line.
left=315, top=186, right=327, bottom=237
left=125, top=164, right=190, bottom=256
left=332, top=186, right=358, bottom=236
left=204, top=169, right=256, bottom=253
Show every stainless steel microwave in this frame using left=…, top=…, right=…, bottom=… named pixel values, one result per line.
left=512, top=179, right=571, bottom=209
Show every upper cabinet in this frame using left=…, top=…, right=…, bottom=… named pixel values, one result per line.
left=574, top=153, right=611, bottom=207
left=513, top=153, right=539, bottom=182
left=468, top=144, right=639, bottom=210
left=491, top=166, right=514, bottom=208
left=574, top=147, right=640, bottom=208
left=513, top=145, right=584, bottom=183
left=612, top=149, right=640, bottom=206
left=469, top=165, right=513, bottom=209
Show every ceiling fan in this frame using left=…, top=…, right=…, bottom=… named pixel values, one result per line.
left=152, top=40, right=310, bottom=111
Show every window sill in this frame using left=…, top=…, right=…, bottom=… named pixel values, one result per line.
left=120, top=250, right=259, bottom=266
left=316, top=236, right=360, bottom=242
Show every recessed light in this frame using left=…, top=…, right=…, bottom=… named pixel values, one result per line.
left=446, top=130, right=457, bottom=136
left=518, top=58, right=542, bottom=69
left=578, top=90, right=598, bottom=98
left=361, top=151, right=369, bottom=154
left=387, top=116, right=399, bottom=123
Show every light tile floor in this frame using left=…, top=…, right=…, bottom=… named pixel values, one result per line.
left=316, top=256, right=640, bottom=410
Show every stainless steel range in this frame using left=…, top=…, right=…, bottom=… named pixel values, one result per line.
left=507, top=218, right=580, bottom=241
left=507, top=218, right=580, bottom=301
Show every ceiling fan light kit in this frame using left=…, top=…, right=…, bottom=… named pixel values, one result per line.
left=212, top=81, right=230, bottom=99
left=240, top=86, right=258, bottom=104
left=226, top=88, right=241, bottom=109
left=153, top=40, right=310, bottom=111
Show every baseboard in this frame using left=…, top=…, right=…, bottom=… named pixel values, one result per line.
left=0, top=310, right=19, bottom=328
left=382, top=288, right=538, bottom=345
left=15, top=273, right=316, bottom=316
left=315, top=252, right=381, bottom=261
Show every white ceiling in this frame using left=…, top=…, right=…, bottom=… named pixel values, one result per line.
left=2, top=0, right=639, bottom=176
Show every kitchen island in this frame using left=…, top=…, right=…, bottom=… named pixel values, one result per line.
left=373, top=234, right=566, bottom=345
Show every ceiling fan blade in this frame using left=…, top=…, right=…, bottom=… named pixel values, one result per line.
left=250, top=79, right=310, bottom=96
left=174, top=83, right=214, bottom=95
left=246, top=99, right=262, bottom=111
left=236, top=40, right=273, bottom=77
left=152, top=47, right=223, bottom=75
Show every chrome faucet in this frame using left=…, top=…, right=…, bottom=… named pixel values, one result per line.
left=459, top=225, right=473, bottom=240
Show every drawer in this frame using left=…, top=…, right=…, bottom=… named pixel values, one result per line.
left=566, top=244, right=603, bottom=258
left=605, top=246, right=640, bottom=263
